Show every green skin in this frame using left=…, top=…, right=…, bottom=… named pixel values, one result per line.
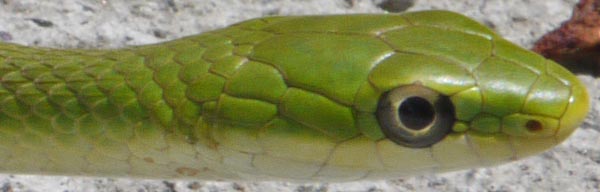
left=0, top=10, right=589, bottom=181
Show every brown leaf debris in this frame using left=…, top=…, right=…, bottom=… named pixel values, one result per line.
left=533, top=0, right=600, bottom=76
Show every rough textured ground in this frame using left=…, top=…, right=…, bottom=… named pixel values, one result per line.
left=0, top=0, right=597, bottom=191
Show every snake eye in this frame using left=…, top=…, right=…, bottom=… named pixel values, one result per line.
left=376, top=84, right=455, bottom=148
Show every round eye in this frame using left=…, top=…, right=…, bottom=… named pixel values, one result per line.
left=376, top=84, right=455, bottom=148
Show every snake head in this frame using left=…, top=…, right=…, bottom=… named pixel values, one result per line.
left=205, top=10, right=589, bottom=180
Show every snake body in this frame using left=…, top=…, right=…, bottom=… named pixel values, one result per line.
left=0, top=10, right=589, bottom=181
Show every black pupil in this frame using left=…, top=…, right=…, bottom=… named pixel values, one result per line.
left=398, top=97, right=435, bottom=130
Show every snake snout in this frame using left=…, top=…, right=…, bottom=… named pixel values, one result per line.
left=554, top=77, right=590, bottom=142
left=500, top=65, right=590, bottom=158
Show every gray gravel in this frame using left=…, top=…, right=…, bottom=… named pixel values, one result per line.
left=0, top=0, right=598, bottom=191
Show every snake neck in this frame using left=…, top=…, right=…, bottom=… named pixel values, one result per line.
left=0, top=39, right=225, bottom=144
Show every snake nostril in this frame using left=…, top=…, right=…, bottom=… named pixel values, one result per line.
left=526, top=120, right=543, bottom=132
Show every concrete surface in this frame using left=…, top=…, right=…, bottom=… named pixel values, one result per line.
left=0, top=0, right=597, bottom=191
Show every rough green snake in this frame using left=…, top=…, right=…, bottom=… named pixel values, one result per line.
left=0, top=10, right=589, bottom=181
